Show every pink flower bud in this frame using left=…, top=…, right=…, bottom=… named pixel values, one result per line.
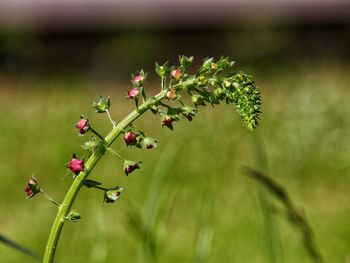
left=124, top=161, right=140, bottom=176
left=133, top=75, right=144, bottom=84
left=25, top=176, right=40, bottom=199
left=171, top=68, right=183, bottom=79
left=68, top=155, right=84, bottom=176
left=166, top=90, right=177, bottom=100
left=76, top=118, right=89, bottom=134
left=123, top=131, right=137, bottom=146
left=162, top=116, right=173, bottom=127
left=128, top=88, right=140, bottom=100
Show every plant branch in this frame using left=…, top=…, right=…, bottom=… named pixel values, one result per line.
left=43, top=90, right=167, bottom=263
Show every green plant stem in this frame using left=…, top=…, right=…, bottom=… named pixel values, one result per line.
left=43, top=90, right=167, bottom=263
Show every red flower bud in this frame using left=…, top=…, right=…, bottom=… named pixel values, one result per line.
left=76, top=118, right=89, bottom=134
left=127, top=88, right=140, bottom=100
left=68, top=155, right=84, bottom=176
left=162, top=116, right=173, bottom=127
left=171, top=68, right=183, bottom=79
left=166, top=90, right=177, bottom=100
left=184, top=114, right=193, bottom=121
left=25, top=176, right=40, bottom=199
left=123, top=131, right=137, bottom=146
left=132, top=75, right=144, bottom=84
left=124, top=161, right=140, bottom=176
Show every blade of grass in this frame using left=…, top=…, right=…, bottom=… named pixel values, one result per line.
left=0, top=234, right=42, bottom=262
left=242, top=167, right=324, bottom=263
left=251, top=133, right=284, bottom=263
left=193, top=188, right=215, bottom=263
left=125, top=144, right=178, bottom=263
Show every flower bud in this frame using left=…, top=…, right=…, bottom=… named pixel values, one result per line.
left=123, top=131, right=137, bottom=146
left=68, top=155, right=84, bottom=176
left=166, top=90, right=177, bottom=100
left=184, top=114, right=193, bottom=121
left=104, top=187, right=123, bottom=203
left=214, top=88, right=226, bottom=100
left=127, top=88, right=140, bottom=100
left=65, top=210, right=81, bottom=222
left=131, top=70, right=146, bottom=87
left=132, top=75, right=145, bottom=84
left=92, top=96, right=111, bottom=113
left=162, top=116, right=173, bottom=128
left=222, top=80, right=231, bottom=88
left=155, top=61, right=170, bottom=77
left=191, top=95, right=205, bottom=107
left=171, top=69, right=183, bottom=79
left=142, top=137, right=158, bottom=150
left=76, top=117, right=89, bottom=134
left=124, top=160, right=141, bottom=176
left=197, top=75, right=208, bottom=86
left=210, top=62, right=218, bottom=70
left=181, top=106, right=196, bottom=121
left=179, top=55, right=193, bottom=68
left=25, top=176, right=40, bottom=199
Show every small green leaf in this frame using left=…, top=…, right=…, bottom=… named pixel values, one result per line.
left=65, top=210, right=81, bottom=222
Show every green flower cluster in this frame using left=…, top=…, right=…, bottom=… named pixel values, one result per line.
left=154, top=56, right=261, bottom=131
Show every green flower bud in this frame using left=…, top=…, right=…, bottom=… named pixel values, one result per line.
left=92, top=96, right=111, bottom=113
left=104, top=187, right=123, bottom=203
left=155, top=62, right=170, bottom=77
left=65, top=210, right=81, bottom=222
left=179, top=55, right=193, bottom=69
left=192, top=95, right=205, bottom=107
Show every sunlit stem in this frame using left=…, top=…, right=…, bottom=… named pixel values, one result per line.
left=161, top=76, right=167, bottom=91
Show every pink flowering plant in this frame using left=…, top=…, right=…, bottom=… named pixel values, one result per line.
left=25, top=56, right=261, bottom=263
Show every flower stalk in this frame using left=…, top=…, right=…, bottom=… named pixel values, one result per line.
left=43, top=90, right=167, bottom=263
left=40, top=189, right=61, bottom=207
left=41, top=56, right=261, bottom=263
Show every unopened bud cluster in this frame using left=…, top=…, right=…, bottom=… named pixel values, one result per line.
left=26, top=56, right=261, bottom=222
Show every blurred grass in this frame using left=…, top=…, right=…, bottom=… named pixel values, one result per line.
left=0, top=61, right=350, bottom=262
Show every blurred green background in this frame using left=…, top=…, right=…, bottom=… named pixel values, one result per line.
left=1, top=2, right=350, bottom=262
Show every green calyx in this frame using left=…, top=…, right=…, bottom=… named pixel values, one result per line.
left=92, top=96, right=111, bottom=113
